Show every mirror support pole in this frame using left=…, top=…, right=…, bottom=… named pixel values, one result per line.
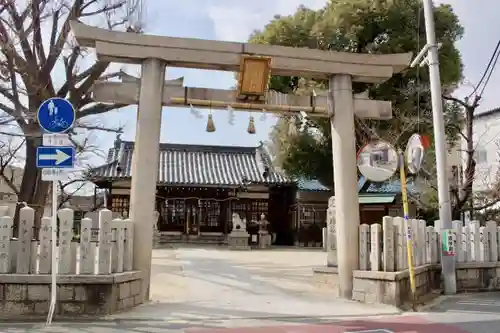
left=328, top=74, right=360, bottom=299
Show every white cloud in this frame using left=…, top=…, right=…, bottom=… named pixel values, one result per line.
left=208, top=0, right=500, bottom=113
left=207, top=0, right=325, bottom=42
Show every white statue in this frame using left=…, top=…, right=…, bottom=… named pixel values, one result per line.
left=257, top=213, right=271, bottom=248
left=258, top=214, right=269, bottom=233
left=231, top=213, right=247, bottom=232
left=228, top=213, right=250, bottom=250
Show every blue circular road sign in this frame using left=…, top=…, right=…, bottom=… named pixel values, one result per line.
left=37, top=97, right=75, bottom=133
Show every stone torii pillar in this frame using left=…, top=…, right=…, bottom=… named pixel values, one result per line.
left=328, top=74, right=360, bottom=298
left=128, top=58, right=165, bottom=302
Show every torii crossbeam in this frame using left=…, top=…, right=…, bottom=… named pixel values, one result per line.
left=92, top=78, right=393, bottom=120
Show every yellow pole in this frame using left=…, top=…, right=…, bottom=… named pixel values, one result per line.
left=399, top=150, right=417, bottom=306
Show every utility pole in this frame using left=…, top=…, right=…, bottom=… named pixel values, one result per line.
left=420, top=0, right=457, bottom=294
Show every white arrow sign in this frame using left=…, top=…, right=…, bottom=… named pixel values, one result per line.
left=38, top=149, right=71, bottom=165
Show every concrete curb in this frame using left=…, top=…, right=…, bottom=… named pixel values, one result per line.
left=414, top=294, right=451, bottom=312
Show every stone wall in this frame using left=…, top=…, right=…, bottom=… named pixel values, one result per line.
left=313, top=265, right=439, bottom=306
left=314, top=263, right=500, bottom=307
left=351, top=264, right=440, bottom=306
left=0, top=271, right=142, bottom=319
left=312, top=266, right=340, bottom=297
left=456, top=262, right=500, bottom=291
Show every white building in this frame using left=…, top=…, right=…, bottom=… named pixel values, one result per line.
left=460, top=107, right=500, bottom=193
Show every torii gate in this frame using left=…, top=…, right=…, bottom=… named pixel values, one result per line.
left=70, top=21, right=411, bottom=303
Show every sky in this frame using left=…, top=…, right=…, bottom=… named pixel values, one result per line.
left=4, top=0, right=500, bottom=176
left=90, top=0, right=500, bottom=169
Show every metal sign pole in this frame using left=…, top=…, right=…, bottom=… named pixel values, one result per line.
left=46, top=181, right=58, bottom=325
left=36, top=97, right=76, bottom=326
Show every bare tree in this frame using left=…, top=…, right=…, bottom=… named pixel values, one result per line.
left=440, top=93, right=500, bottom=219
left=405, top=90, right=500, bottom=221
left=0, top=0, right=141, bottom=227
left=0, top=128, right=109, bottom=217
left=440, top=94, right=479, bottom=219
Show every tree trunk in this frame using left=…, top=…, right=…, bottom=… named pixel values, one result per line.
left=452, top=107, right=475, bottom=216
left=15, top=136, right=49, bottom=236
left=451, top=207, right=462, bottom=221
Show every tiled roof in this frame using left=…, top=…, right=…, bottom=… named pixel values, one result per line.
left=358, top=176, right=417, bottom=194
left=90, top=140, right=292, bottom=187
left=474, top=107, right=500, bottom=120
left=359, top=194, right=396, bottom=204
left=296, top=178, right=330, bottom=192
left=364, top=179, right=417, bottom=194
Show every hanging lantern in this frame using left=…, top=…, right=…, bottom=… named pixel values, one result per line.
left=206, top=112, right=216, bottom=132
left=247, top=115, right=256, bottom=134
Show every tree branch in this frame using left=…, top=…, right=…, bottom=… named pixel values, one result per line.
left=41, top=0, right=84, bottom=83
left=0, top=138, right=25, bottom=195
left=78, top=102, right=126, bottom=119
left=442, top=94, right=468, bottom=108
left=72, top=61, right=110, bottom=104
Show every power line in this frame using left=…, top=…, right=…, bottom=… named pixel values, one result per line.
left=478, top=45, right=500, bottom=97
left=469, top=39, right=500, bottom=98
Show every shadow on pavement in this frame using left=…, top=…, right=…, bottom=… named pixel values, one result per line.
left=0, top=303, right=402, bottom=332
left=0, top=313, right=492, bottom=333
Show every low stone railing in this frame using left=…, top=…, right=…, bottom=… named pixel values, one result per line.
left=359, top=217, right=500, bottom=271
left=0, top=207, right=142, bottom=318
left=315, top=216, right=500, bottom=307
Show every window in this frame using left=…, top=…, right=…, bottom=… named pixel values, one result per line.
left=111, top=195, right=130, bottom=215
left=372, top=149, right=388, bottom=162
left=166, top=199, right=185, bottom=227
left=474, top=149, right=488, bottom=164
left=199, top=200, right=220, bottom=227
left=298, top=204, right=326, bottom=227
left=231, top=199, right=268, bottom=222
left=250, top=200, right=268, bottom=222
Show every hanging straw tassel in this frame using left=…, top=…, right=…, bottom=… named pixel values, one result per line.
left=227, top=105, right=236, bottom=125
left=206, top=113, right=216, bottom=132
left=259, top=109, right=267, bottom=122
left=288, top=117, right=297, bottom=136
left=190, top=104, right=203, bottom=119
left=247, top=115, right=256, bottom=134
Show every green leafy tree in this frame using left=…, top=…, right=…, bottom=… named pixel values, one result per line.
left=251, top=0, right=464, bottom=187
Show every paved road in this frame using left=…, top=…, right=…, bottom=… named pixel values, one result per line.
left=420, top=291, right=500, bottom=333
left=1, top=247, right=499, bottom=332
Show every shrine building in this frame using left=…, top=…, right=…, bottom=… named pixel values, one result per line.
left=89, top=137, right=414, bottom=246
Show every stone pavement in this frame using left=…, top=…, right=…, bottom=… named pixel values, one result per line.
left=0, top=247, right=496, bottom=332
